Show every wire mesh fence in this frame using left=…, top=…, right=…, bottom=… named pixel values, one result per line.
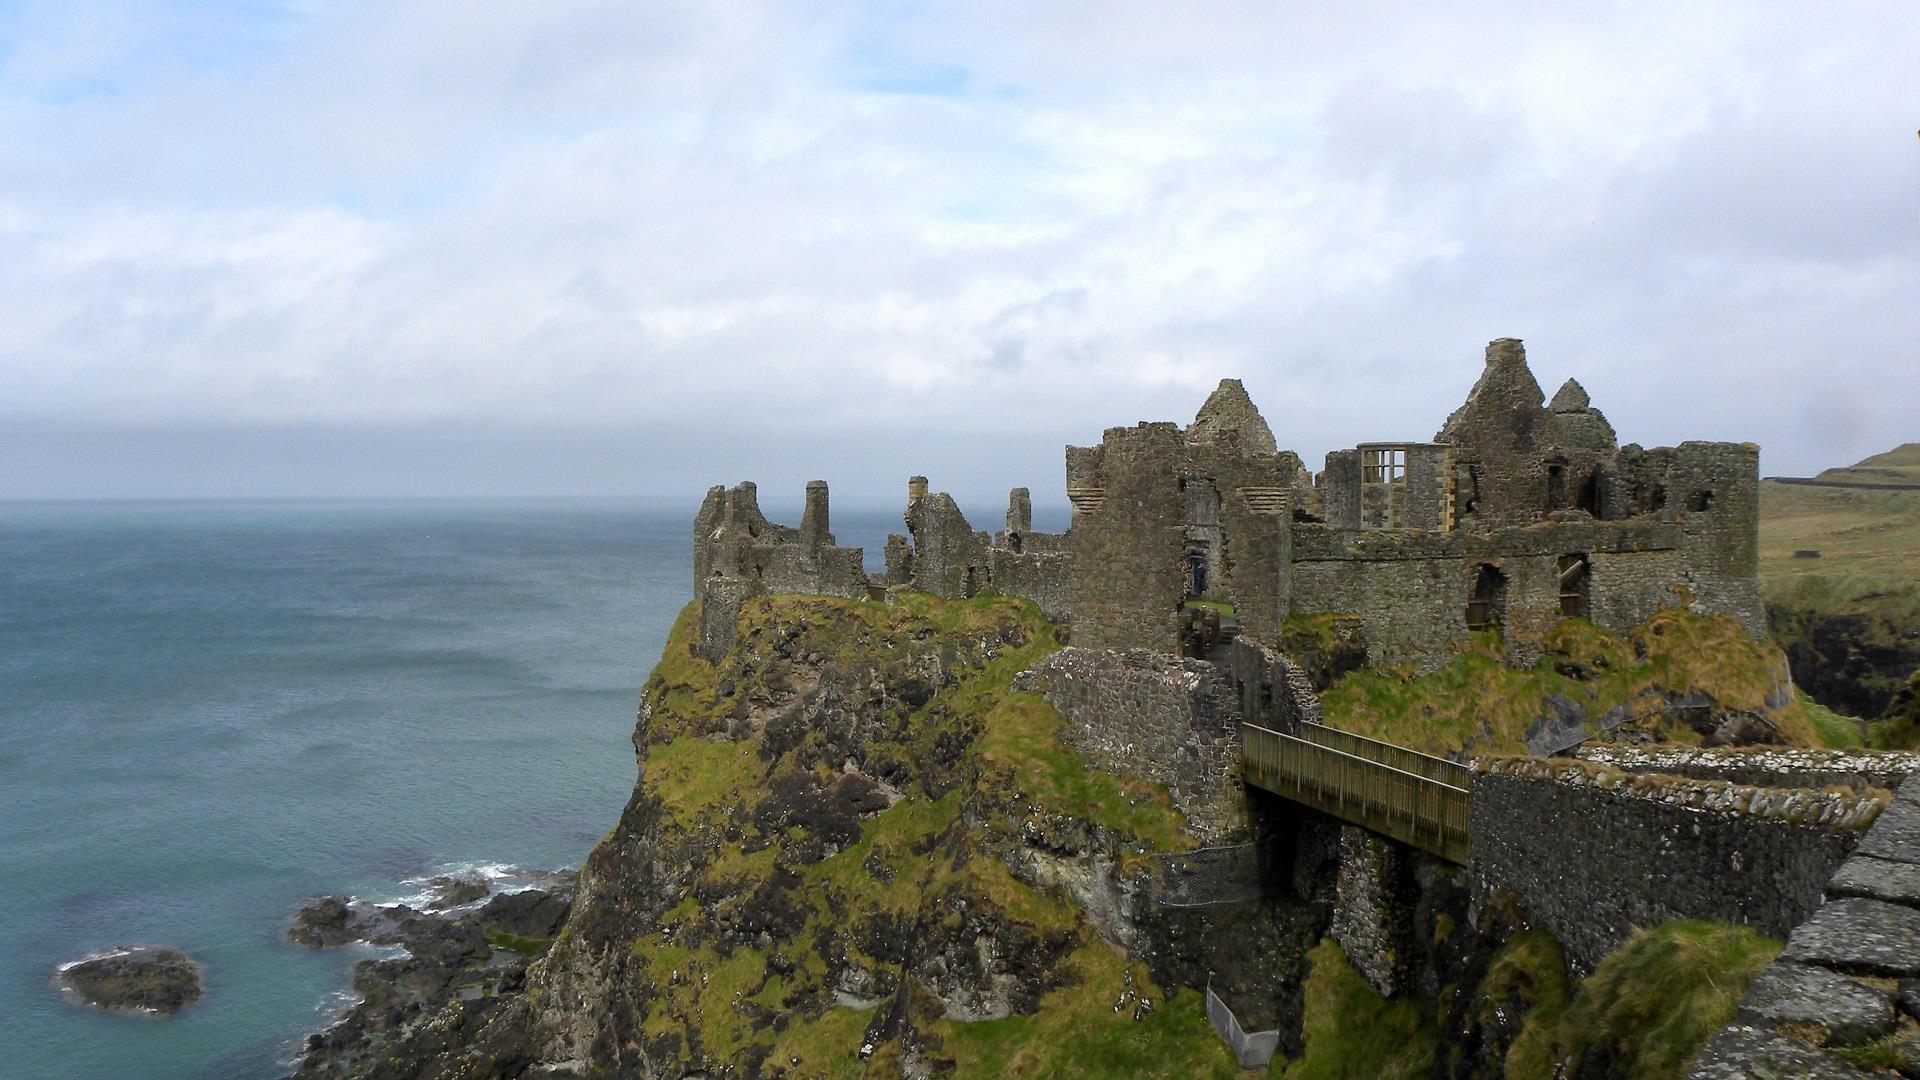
left=1152, top=840, right=1281, bottom=908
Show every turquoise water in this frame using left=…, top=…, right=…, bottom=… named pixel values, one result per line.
left=0, top=497, right=1042, bottom=1077
left=0, top=500, right=697, bottom=1079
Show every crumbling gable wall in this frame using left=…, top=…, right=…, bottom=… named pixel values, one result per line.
left=690, top=481, right=867, bottom=659
left=887, top=478, right=1072, bottom=621
left=1435, top=338, right=1565, bottom=529
left=1066, top=423, right=1189, bottom=652
left=1064, top=382, right=1299, bottom=651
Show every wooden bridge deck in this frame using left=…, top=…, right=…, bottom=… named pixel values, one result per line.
left=1241, top=722, right=1471, bottom=863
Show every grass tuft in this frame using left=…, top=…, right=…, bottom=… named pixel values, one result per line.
left=1504, top=920, right=1778, bottom=1080
left=1278, top=939, right=1437, bottom=1079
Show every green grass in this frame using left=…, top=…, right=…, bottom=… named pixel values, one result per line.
left=484, top=930, right=553, bottom=958
left=608, top=592, right=1213, bottom=1075
left=1184, top=598, right=1237, bottom=615
left=1799, top=692, right=1869, bottom=748
left=1318, top=610, right=1816, bottom=754
left=644, top=734, right=764, bottom=830
left=1760, top=462, right=1920, bottom=627
left=1504, top=920, right=1779, bottom=1080
left=1477, top=931, right=1572, bottom=1069
left=1277, top=939, right=1437, bottom=1080
left=934, top=943, right=1242, bottom=1079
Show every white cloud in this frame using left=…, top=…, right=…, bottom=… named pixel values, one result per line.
left=0, top=0, right=1916, bottom=496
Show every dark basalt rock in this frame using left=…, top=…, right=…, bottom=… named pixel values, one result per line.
left=56, top=946, right=203, bottom=1016
left=423, top=874, right=491, bottom=911
left=285, top=877, right=573, bottom=1077
left=288, top=895, right=370, bottom=948
left=475, top=888, right=571, bottom=940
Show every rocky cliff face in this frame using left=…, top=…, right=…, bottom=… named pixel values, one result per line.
left=325, top=592, right=1791, bottom=1079
left=370, top=593, right=1331, bottom=1078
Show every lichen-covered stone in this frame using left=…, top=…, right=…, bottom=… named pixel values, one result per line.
left=1735, top=962, right=1894, bottom=1045
left=1828, top=855, right=1920, bottom=907
left=1687, top=1024, right=1880, bottom=1079
left=1781, top=898, right=1920, bottom=977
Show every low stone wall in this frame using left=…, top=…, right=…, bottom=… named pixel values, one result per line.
left=1578, top=744, right=1920, bottom=792
left=1469, top=758, right=1882, bottom=970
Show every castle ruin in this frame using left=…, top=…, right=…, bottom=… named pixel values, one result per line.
left=693, top=337, right=1762, bottom=666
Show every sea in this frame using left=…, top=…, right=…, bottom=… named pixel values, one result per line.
left=0, top=497, right=1032, bottom=1080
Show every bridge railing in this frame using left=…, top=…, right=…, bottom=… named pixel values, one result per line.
left=1295, top=722, right=1474, bottom=791
left=1242, top=722, right=1471, bottom=863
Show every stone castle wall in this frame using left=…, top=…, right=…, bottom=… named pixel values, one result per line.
left=690, top=481, right=868, bottom=659
left=1469, top=759, right=1882, bottom=970
left=691, top=340, right=1763, bottom=684
left=1017, top=639, right=1321, bottom=844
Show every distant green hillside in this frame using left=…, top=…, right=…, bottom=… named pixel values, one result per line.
left=1805, top=442, right=1920, bottom=487
left=1761, top=444, right=1920, bottom=726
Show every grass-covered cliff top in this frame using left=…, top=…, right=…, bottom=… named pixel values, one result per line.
left=576, top=591, right=1239, bottom=1077
left=1310, top=608, right=1857, bottom=756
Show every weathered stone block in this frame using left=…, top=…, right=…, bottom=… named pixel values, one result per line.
left=1687, top=1025, right=1879, bottom=1079
left=1856, top=796, right=1920, bottom=866
left=1781, top=898, right=1920, bottom=977
left=1736, top=962, right=1894, bottom=1046
left=1828, top=855, right=1920, bottom=908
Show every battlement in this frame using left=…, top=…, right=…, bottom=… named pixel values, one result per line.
left=693, top=337, right=1763, bottom=672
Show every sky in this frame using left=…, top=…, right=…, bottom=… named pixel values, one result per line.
left=1, top=1, right=1916, bottom=508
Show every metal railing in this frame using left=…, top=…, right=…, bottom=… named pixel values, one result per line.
left=1242, top=722, right=1471, bottom=864
left=1295, top=722, right=1474, bottom=790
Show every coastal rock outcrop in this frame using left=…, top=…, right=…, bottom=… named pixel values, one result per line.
left=55, top=946, right=202, bottom=1016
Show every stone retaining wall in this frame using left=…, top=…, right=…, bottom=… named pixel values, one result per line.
left=1469, top=758, right=1881, bottom=971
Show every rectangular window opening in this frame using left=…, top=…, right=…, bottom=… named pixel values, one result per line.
left=1558, top=554, right=1591, bottom=618
left=1363, top=448, right=1406, bottom=484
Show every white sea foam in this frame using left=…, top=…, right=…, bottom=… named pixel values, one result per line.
left=54, top=944, right=146, bottom=973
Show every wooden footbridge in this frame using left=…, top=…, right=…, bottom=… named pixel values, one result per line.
left=1241, top=722, right=1472, bottom=863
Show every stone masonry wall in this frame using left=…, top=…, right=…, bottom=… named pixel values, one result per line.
left=1578, top=744, right=1920, bottom=793
left=691, top=481, right=868, bottom=659
left=1066, top=424, right=1188, bottom=652
left=1470, top=759, right=1880, bottom=971
left=1330, top=828, right=1416, bottom=997
left=1016, top=646, right=1250, bottom=843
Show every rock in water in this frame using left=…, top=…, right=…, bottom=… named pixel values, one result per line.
left=287, top=894, right=360, bottom=947
left=423, top=874, right=491, bottom=911
left=56, top=947, right=203, bottom=1016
